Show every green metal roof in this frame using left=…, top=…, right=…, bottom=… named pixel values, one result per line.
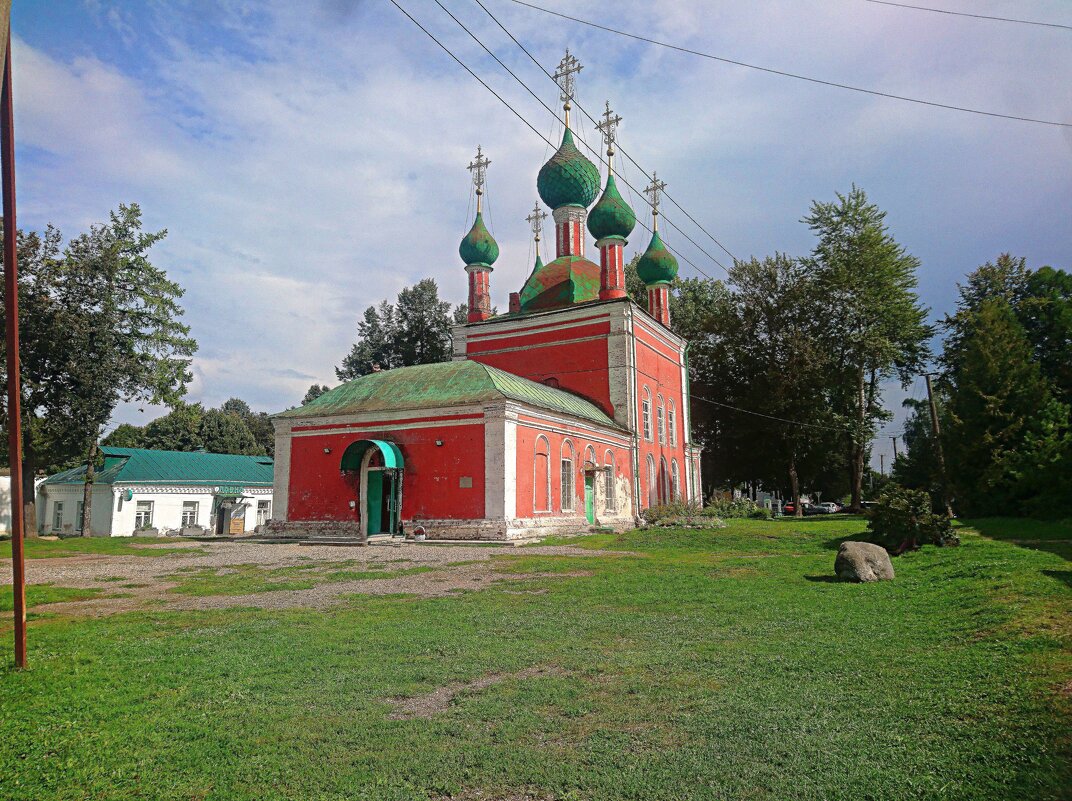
left=459, top=211, right=499, bottom=267
left=41, top=447, right=274, bottom=487
left=519, top=254, right=601, bottom=312
left=536, top=128, right=600, bottom=210
left=636, top=229, right=679, bottom=285
left=276, top=360, right=623, bottom=430
left=587, top=174, right=636, bottom=241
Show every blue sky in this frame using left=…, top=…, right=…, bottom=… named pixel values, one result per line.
left=13, top=0, right=1072, bottom=468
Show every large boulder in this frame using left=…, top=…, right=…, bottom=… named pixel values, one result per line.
left=835, top=541, right=895, bottom=582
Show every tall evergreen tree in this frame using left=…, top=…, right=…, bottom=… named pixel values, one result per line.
left=803, top=186, right=931, bottom=511
left=336, top=279, right=455, bottom=380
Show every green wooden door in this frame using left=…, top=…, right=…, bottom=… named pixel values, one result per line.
left=584, top=473, right=595, bottom=524
left=366, top=471, right=383, bottom=535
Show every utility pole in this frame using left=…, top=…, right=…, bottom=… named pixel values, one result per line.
left=2, top=8, right=28, bottom=668
left=890, top=436, right=899, bottom=460
left=925, top=373, right=954, bottom=518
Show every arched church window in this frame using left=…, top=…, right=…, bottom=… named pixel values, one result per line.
left=657, top=395, right=666, bottom=445
left=646, top=454, right=656, bottom=508
left=560, top=440, right=575, bottom=511
left=604, top=450, right=616, bottom=512
left=668, top=400, right=677, bottom=447
left=584, top=445, right=596, bottom=469
left=534, top=436, right=550, bottom=512
left=671, top=459, right=681, bottom=501
left=659, top=456, right=670, bottom=504
left=642, top=388, right=653, bottom=441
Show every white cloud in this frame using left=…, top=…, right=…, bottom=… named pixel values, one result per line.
left=13, top=0, right=1072, bottom=448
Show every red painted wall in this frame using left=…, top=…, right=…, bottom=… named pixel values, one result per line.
left=466, top=316, right=614, bottom=417
left=287, top=420, right=485, bottom=522
left=514, top=418, right=633, bottom=518
left=633, top=321, right=689, bottom=508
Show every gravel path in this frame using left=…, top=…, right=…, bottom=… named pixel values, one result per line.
left=0, top=539, right=629, bottom=616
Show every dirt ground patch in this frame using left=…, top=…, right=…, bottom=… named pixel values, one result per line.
left=1, top=539, right=621, bottom=616
left=388, top=666, right=564, bottom=720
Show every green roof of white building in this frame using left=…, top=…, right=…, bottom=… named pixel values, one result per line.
left=41, top=447, right=274, bottom=487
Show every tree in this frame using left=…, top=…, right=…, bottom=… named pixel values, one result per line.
left=199, top=408, right=259, bottom=455
left=890, top=399, right=942, bottom=507
left=102, top=423, right=144, bottom=448
left=803, top=186, right=931, bottom=511
left=142, top=402, right=204, bottom=451
left=1, top=206, right=196, bottom=536
left=302, top=384, right=330, bottom=405
left=941, top=295, right=1070, bottom=516
left=336, top=279, right=455, bottom=380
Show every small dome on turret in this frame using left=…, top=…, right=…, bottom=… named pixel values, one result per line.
left=587, top=174, right=636, bottom=241
left=636, top=229, right=678, bottom=285
left=537, top=129, right=600, bottom=210
left=459, top=212, right=499, bottom=267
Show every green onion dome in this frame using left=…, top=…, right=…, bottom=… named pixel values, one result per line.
left=587, top=174, right=636, bottom=241
left=636, top=229, right=678, bottom=285
left=536, top=128, right=600, bottom=210
left=458, top=212, right=499, bottom=267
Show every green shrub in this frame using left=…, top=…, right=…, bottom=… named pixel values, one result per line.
left=641, top=502, right=725, bottom=530
left=867, top=485, right=958, bottom=554
left=704, top=496, right=772, bottom=520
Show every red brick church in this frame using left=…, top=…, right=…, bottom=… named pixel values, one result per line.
left=271, top=55, right=700, bottom=541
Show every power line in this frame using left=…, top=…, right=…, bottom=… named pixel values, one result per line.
left=390, top=0, right=716, bottom=280
left=472, top=0, right=740, bottom=265
left=864, top=0, right=1072, bottom=31
left=431, top=0, right=731, bottom=276
left=507, top=0, right=1072, bottom=129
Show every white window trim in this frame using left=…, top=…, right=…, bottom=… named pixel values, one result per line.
left=646, top=454, right=656, bottom=508
left=182, top=501, right=200, bottom=527
left=560, top=440, right=575, bottom=512
left=657, top=395, right=666, bottom=445
left=668, top=401, right=677, bottom=447
left=642, top=388, right=653, bottom=441
left=52, top=501, right=64, bottom=532
left=604, top=449, right=616, bottom=512
left=134, top=500, right=154, bottom=530
left=534, top=435, right=552, bottom=512
left=671, top=459, right=681, bottom=501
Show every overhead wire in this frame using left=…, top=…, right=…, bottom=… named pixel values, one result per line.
left=506, top=0, right=1072, bottom=129
left=471, top=0, right=739, bottom=265
left=389, top=0, right=875, bottom=438
left=415, top=0, right=722, bottom=278
left=863, top=0, right=1072, bottom=31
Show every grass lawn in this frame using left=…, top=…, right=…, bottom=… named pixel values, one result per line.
left=1, top=517, right=1069, bottom=800
left=0, top=535, right=203, bottom=560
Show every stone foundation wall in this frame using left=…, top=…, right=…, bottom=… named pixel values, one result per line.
left=264, top=520, right=366, bottom=541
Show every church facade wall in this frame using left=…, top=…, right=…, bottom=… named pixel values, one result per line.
left=278, top=408, right=487, bottom=524
left=632, top=316, right=693, bottom=508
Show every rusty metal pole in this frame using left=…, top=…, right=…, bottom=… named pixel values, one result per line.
left=2, top=29, right=27, bottom=668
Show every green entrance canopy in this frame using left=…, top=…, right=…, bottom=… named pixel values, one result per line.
left=340, top=439, right=404, bottom=471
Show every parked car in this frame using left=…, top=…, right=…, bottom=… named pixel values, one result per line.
left=817, top=502, right=841, bottom=514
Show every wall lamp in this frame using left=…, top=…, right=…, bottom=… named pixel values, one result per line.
left=435, top=439, right=444, bottom=446
left=323, top=447, right=332, bottom=454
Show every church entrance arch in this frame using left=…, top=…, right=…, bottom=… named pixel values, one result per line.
left=340, top=439, right=405, bottom=537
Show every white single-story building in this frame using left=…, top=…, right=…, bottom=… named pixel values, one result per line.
left=36, top=447, right=274, bottom=537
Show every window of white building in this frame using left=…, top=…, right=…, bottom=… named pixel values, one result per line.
left=76, top=501, right=84, bottom=533
left=52, top=502, right=64, bottom=532
left=181, top=501, right=199, bottom=527
left=135, top=500, right=154, bottom=529
left=256, top=500, right=271, bottom=527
